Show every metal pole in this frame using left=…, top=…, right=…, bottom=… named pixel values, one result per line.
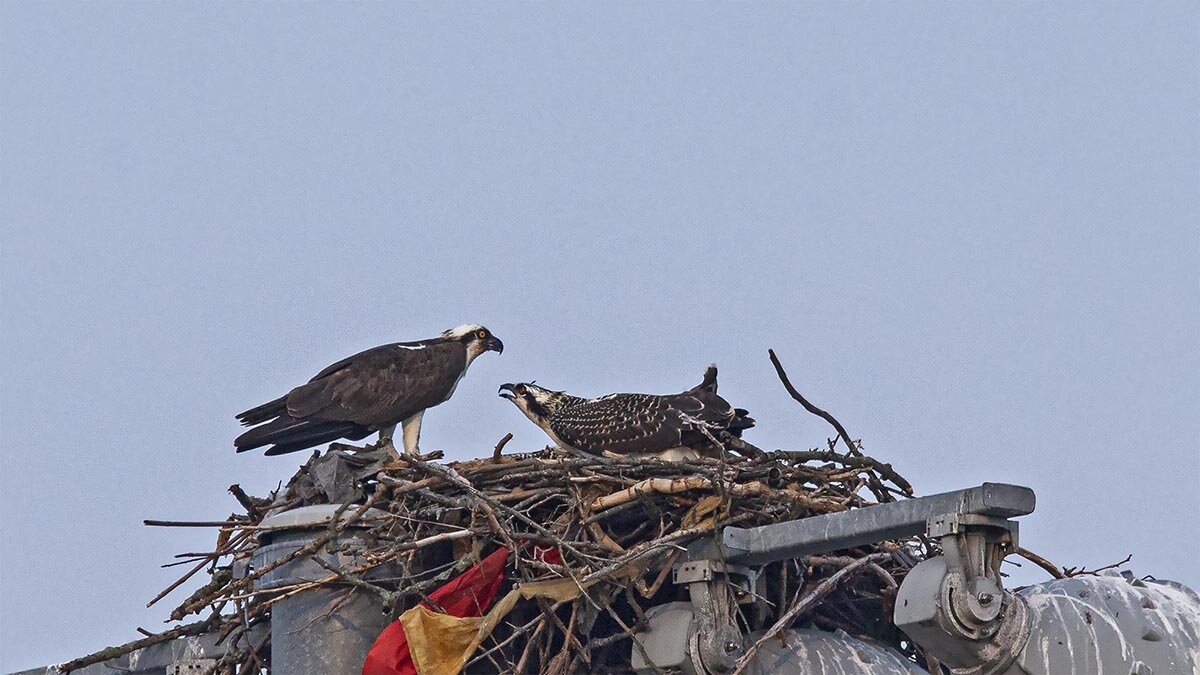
left=252, top=505, right=394, bottom=675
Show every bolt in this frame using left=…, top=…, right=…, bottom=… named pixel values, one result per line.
left=724, top=640, right=740, bottom=655
left=977, top=592, right=995, bottom=606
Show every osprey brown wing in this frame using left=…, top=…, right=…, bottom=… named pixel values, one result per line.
left=286, top=341, right=467, bottom=427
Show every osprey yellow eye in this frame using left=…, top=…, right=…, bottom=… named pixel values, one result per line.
left=476, top=329, right=488, bottom=339
left=516, top=385, right=527, bottom=396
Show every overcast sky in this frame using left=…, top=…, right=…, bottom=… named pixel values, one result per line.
left=2, top=3, right=1197, bottom=671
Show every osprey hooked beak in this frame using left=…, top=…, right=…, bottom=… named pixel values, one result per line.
left=498, top=382, right=542, bottom=399
left=486, top=335, right=504, bottom=354
left=498, top=381, right=556, bottom=412
left=499, top=382, right=555, bottom=427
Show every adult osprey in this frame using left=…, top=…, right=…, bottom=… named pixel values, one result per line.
left=498, top=366, right=754, bottom=460
left=235, top=324, right=503, bottom=456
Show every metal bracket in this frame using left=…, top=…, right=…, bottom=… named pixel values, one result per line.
left=675, top=559, right=756, bottom=586
left=928, top=512, right=1019, bottom=547
left=168, top=660, right=219, bottom=674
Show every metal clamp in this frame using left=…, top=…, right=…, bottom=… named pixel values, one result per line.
left=928, top=513, right=1019, bottom=543
left=168, top=661, right=219, bottom=675
left=675, top=559, right=757, bottom=588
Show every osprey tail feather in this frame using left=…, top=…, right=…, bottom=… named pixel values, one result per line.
left=728, top=407, right=755, bottom=436
left=234, top=415, right=370, bottom=455
left=235, top=395, right=288, bottom=426
left=688, top=365, right=719, bottom=394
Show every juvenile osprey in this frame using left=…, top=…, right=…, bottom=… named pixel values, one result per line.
left=499, top=366, right=754, bottom=460
left=235, top=324, right=503, bottom=456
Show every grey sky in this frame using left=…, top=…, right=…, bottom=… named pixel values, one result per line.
left=2, top=3, right=1197, bottom=671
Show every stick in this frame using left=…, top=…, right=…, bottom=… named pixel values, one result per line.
left=149, top=531, right=250, bottom=608
left=768, top=349, right=863, bottom=458
left=581, top=514, right=754, bottom=585
left=405, top=456, right=583, bottom=561
left=492, top=432, right=514, bottom=463
left=1063, top=553, right=1132, bottom=577
left=1016, top=547, right=1066, bottom=580
left=57, top=616, right=217, bottom=672
left=227, top=484, right=262, bottom=520
left=590, top=477, right=770, bottom=511
left=767, top=449, right=914, bottom=496
left=143, top=519, right=247, bottom=528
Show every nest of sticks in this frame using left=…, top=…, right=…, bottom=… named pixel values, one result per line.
left=59, top=352, right=1080, bottom=674
left=124, top=444, right=923, bottom=675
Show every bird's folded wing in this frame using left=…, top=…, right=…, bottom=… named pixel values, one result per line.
left=286, top=341, right=465, bottom=426
left=553, top=396, right=684, bottom=454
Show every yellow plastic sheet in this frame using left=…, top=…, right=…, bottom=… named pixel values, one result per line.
left=401, top=576, right=587, bottom=675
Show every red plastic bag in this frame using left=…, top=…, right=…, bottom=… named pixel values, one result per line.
left=361, top=547, right=510, bottom=675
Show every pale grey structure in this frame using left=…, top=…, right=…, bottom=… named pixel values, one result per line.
left=635, top=482, right=1200, bottom=674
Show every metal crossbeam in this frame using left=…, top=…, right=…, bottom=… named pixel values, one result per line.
left=696, top=483, right=1035, bottom=565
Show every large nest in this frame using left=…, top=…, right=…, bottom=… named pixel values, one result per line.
left=61, top=354, right=986, bottom=674
left=73, top=439, right=933, bottom=675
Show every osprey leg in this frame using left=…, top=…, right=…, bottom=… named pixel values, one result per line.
left=401, top=411, right=423, bottom=456
left=374, top=424, right=401, bottom=460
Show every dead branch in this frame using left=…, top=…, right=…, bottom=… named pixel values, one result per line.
left=1016, top=546, right=1067, bottom=580
left=57, top=616, right=218, bottom=673
left=492, top=432, right=514, bottom=463
left=768, top=348, right=863, bottom=457
left=1063, top=553, right=1133, bottom=577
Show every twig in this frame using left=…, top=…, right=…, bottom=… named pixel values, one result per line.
left=57, top=616, right=218, bottom=672
left=405, top=456, right=583, bottom=561
left=492, top=432, right=514, bottom=463
left=466, top=611, right=550, bottom=669
left=143, top=519, right=248, bottom=528
left=1016, top=547, right=1066, bottom=580
left=148, top=531, right=249, bottom=608
left=310, top=556, right=400, bottom=615
left=1063, top=553, right=1132, bottom=577
left=227, top=484, right=263, bottom=521
left=766, top=449, right=914, bottom=496
left=590, top=477, right=770, bottom=511
left=767, top=349, right=863, bottom=458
